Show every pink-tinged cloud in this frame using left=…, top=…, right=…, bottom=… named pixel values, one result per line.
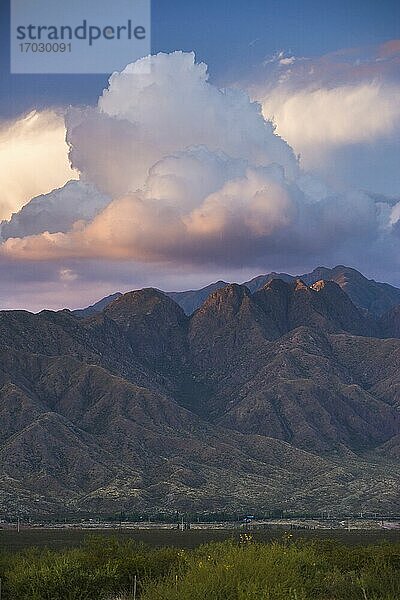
left=1, top=180, right=110, bottom=240
left=0, top=149, right=387, bottom=270
left=0, top=111, right=78, bottom=220
left=244, top=41, right=400, bottom=194
left=378, top=40, right=400, bottom=59
left=0, top=50, right=399, bottom=313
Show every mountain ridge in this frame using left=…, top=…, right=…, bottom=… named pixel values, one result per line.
left=73, top=265, right=400, bottom=319
left=1, top=269, right=400, bottom=516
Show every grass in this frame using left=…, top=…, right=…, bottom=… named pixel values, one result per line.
left=0, top=534, right=399, bottom=599
left=142, top=535, right=400, bottom=600
left=0, top=536, right=180, bottom=600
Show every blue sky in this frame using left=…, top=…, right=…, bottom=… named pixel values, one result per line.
left=1, top=0, right=399, bottom=118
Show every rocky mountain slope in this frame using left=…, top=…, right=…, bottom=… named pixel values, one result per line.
left=75, top=265, right=400, bottom=317
left=243, top=266, right=400, bottom=317
left=2, top=273, right=400, bottom=517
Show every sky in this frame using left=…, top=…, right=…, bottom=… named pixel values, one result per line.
left=0, top=0, right=399, bottom=311
left=1, top=0, right=400, bottom=117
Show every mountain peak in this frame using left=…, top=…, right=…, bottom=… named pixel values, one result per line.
left=191, top=284, right=253, bottom=328
left=293, top=278, right=309, bottom=292
left=103, top=288, right=188, bottom=363
left=2, top=265, right=400, bottom=516
left=305, top=266, right=400, bottom=316
left=203, top=283, right=250, bottom=311
left=105, top=287, right=185, bottom=322
left=167, top=280, right=229, bottom=315
left=262, top=277, right=291, bottom=293
left=73, top=264, right=400, bottom=321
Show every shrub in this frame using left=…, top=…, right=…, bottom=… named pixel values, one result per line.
left=141, top=538, right=400, bottom=600
left=0, top=536, right=181, bottom=600
left=0, top=535, right=399, bottom=599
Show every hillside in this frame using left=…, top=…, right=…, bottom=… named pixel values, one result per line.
left=2, top=273, right=400, bottom=516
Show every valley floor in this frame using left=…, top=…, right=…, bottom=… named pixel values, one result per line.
left=1, top=522, right=400, bottom=553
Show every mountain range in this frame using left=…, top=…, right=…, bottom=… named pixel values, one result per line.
left=75, top=265, right=400, bottom=318
left=1, top=265, right=400, bottom=517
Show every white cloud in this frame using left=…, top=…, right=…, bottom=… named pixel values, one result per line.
left=66, top=51, right=299, bottom=199
left=391, top=202, right=400, bottom=229
left=0, top=50, right=399, bottom=308
left=260, top=83, right=400, bottom=150
left=244, top=43, right=400, bottom=194
left=0, top=180, right=110, bottom=241
left=0, top=110, right=78, bottom=220
left=0, top=147, right=384, bottom=269
left=59, top=267, right=78, bottom=282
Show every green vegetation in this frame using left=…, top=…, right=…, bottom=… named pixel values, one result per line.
left=0, top=534, right=399, bottom=599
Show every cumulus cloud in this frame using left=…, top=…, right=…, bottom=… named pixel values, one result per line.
left=0, top=146, right=387, bottom=270
left=66, top=51, right=298, bottom=198
left=0, top=110, right=78, bottom=220
left=1, top=156, right=296, bottom=263
left=260, top=83, right=400, bottom=149
left=244, top=42, right=400, bottom=194
left=1, top=50, right=400, bottom=311
left=1, top=180, right=110, bottom=241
